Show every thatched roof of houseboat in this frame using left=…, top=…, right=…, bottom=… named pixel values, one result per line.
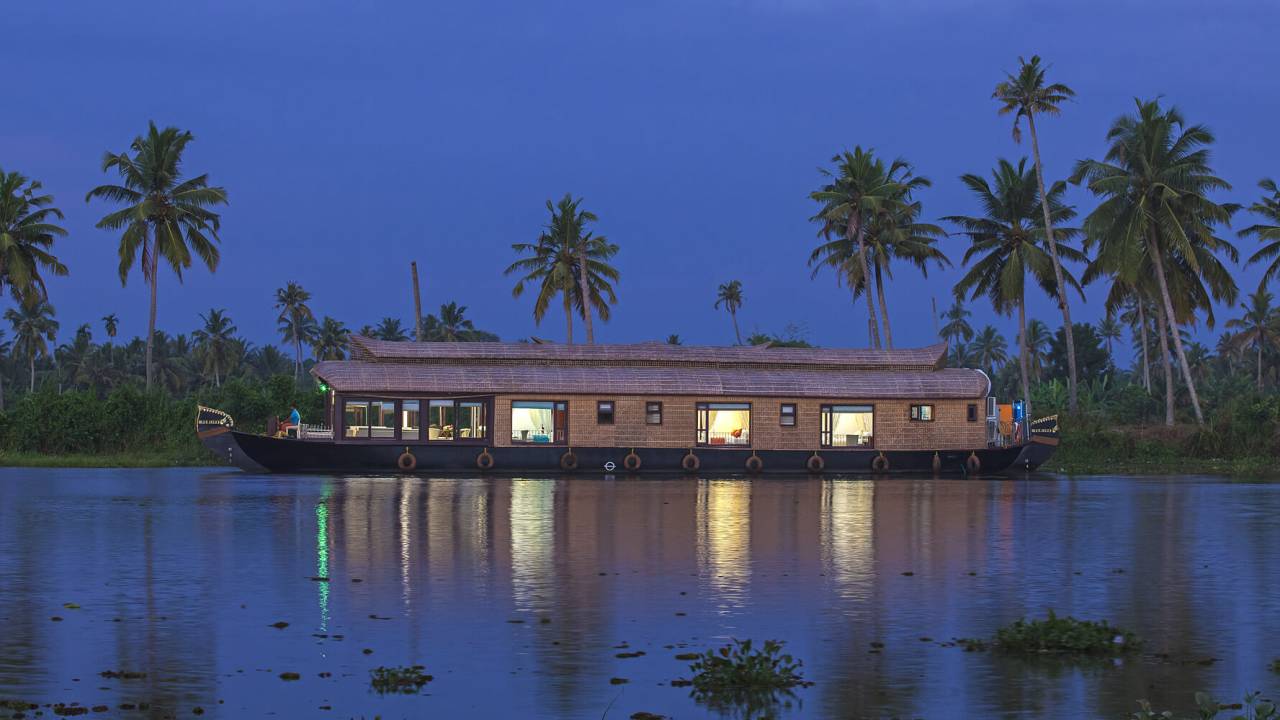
left=312, top=338, right=988, bottom=399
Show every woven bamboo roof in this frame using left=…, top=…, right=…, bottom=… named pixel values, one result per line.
left=345, top=336, right=949, bottom=371
left=312, top=362, right=987, bottom=399
left=315, top=339, right=987, bottom=399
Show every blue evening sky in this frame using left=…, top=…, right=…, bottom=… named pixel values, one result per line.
left=5, top=0, right=1278, bottom=362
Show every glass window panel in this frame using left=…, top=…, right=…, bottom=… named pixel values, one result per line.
left=910, top=404, right=933, bottom=422
left=780, top=403, right=797, bottom=427
left=401, top=400, right=420, bottom=441
left=344, top=401, right=369, bottom=438
left=698, top=403, right=750, bottom=446
left=428, top=400, right=456, bottom=441
left=824, top=405, right=874, bottom=448
left=458, top=401, right=486, bottom=439
left=645, top=402, right=662, bottom=425
left=597, top=401, right=615, bottom=425
left=371, top=400, right=396, bottom=438
left=512, top=401, right=555, bottom=443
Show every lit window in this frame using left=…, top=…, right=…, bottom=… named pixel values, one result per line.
left=344, top=400, right=370, bottom=438
left=597, top=401, right=615, bottom=425
left=428, top=399, right=455, bottom=440
left=696, top=402, right=751, bottom=446
left=645, top=401, right=663, bottom=425
left=458, top=401, right=487, bottom=439
left=780, top=403, right=797, bottom=427
left=402, top=400, right=420, bottom=440
left=821, top=405, right=873, bottom=448
left=910, top=404, right=934, bottom=422
left=511, top=401, right=567, bottom=444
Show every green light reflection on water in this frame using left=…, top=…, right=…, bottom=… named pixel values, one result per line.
left=316, top=486, right=331, bottom=631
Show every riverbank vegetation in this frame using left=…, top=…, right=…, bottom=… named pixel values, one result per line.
left=5, top=56, right=1280, bottom=468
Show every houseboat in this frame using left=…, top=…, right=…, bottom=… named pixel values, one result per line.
left=196, top=336, right=1059, bottom=475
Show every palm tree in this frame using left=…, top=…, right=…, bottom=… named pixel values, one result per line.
left=247, top=344, right=291, bottom=379
left=102, top=313, right=119, bottom=340
left=0, top=330, right=9, bottom=410
left=1224, top=290, right=1280, bottom=391
left=371, top=317, right=408, bottom=342
left=940, top=299, right=975, bottom=346
left=1072, top=99, right=1238, bottom=425
left=193, top=308, right=237, bottom=387
left=969, top=325, right=1009, bottom=375
left=1098, top=315, right=1123, bottom=364
left=274, top=282, right=315, bottom=379
left=714, top=280, right=745, bottom=345
left=947, top=341, right=970, bottom=368
left=5, top=300, right=58, bottom=392
left=1024, top=319, right=1052, bottom=382
left=666, top=334, right=682, bottom=345
left=810, top=148, right=913, bottom=349
left=1241, top=179, right=1280, bottom=291
left=0, top=169, right=69, bottom=303
left=312, top=317, right=349, bottom=360
left=506, top=196, right=620, bottom=345
left=56, top=324, right=96, bottom=391
left=434, top=301, right=475, bottom=342
left=994, top=55, right=1081, bottom=412
left=947, top=158, right=1085, bottom=419
left=86, top=122, right=227, bottom=391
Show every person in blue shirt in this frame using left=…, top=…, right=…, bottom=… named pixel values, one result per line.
left=284, top=404, right=302, bottom=438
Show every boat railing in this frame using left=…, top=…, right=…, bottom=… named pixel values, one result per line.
left=298, top=424, right=334, bottom=440
left=987, top=419, right=1025, bottom=447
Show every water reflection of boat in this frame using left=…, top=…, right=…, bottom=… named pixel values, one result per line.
left=196, top=338, right=1057, bottom=475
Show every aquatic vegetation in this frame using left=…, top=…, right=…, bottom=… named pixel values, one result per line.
left=1270, top=658, right=1280, bottom=673
left=993, top=611, right=1139, bottom=655
left=369, top=665, right=433, bottom=695
left=1130, top=691, right=1277, bottom=719
left=687, top=639, right=808, bottom=693
left=954, top=637, right=990, bottom=652
left=99, top=669, right=146, bottom=679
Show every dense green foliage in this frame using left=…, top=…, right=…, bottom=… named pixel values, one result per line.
left=993, top=611, right=1139, bottom=655
left=0, top=377, right=322, bottom=463
left=369, top=665, right=433, bottom=695
left=688, top=639, right=808, bottom=692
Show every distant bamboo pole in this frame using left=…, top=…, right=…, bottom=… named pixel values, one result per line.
left=411, top=261, right=424, bottom=342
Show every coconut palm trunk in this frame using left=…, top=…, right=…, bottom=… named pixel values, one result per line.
left=730, top=309, right=742, bottom=345
left=577, top=248, right=595, bottom=344
left=874, top=262, right=894, bottom=349
left=848, top=215, right=881, bottom=349
left=1, top=375, right=5, bottom=412
left=145, top=239, right=158, bottom=392
left=1148, top=230, right=1205, bottom=425
left=1258, top=343, right=1264, bottom=391
left=563, top=290, right=574, bottom=345
left=1138, top=301, right=1151, bottom=393
left=28, top=352, right=35, bottom=392
left=1018, top=291, right=1032, bottom=424
left=1026, top=114, right=1078, bottom=413
left=1154, top=301, right=1175, bottom=426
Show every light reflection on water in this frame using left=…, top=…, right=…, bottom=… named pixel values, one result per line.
left=0, top=469, right=1278, bottom=719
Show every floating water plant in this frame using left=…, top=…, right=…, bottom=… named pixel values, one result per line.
left=369, top=665, right=433, bottom=695
left=680, top=639, right=811, bottom=717
left=1131, top=691, right=1277, bottom=720
left=992, top=611, right=1139, bottom=655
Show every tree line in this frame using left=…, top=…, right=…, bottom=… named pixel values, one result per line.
left=5, top=57, right=1280, bottom=434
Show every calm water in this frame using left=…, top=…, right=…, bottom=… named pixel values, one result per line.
left=1, top=469, right=1278, bottom=719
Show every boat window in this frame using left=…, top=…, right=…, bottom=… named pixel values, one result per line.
left=344, top=400, right=370, bottom=439
left=910, top=404, right=934, bottom=422
left=457, top=401, right=487, bottom=439
left=371, top=401, right=396, bottom=438
left=780, top=403, right=797, bottom=427
left=696, top=402, right=751, bottom=446
left=511, top=401, right=566, bottom=444
left=429, top=399, right=456, bottom=440
left=821, top=405, right=874, bottom=448
left=597, top=401, right=615, bottom=425
left=645, top=401, right=663, bottom=425
left=967, top=403, right=978, bottom=422
left=402, top=400, right=420, bottom=441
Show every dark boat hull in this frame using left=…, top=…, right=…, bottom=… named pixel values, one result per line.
left=201, top=430, right=1046, bottom=476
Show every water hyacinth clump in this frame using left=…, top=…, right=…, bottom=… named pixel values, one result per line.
left=994, top=610, right=1139, bottom=655
left=687, top=639, right=810, bottom=692
left=369, top=665, right=433, bottom=695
